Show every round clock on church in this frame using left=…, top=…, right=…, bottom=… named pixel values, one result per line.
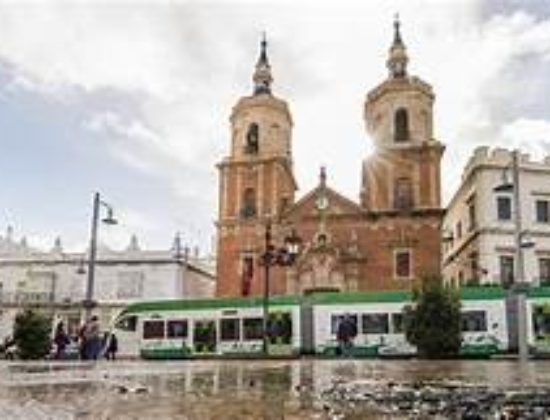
left=315, top=195, right=329, bottom=211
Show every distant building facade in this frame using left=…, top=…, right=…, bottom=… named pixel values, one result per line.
left=216, top=20, right=444, bottom=297
left=442, top=147, right=550, bottom=286
left=0, top=228, right=215, bottom=339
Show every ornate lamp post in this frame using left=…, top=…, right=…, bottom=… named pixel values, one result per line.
left=83, top=192, right=117, bottom=320
left=260, top=223, right=301, bottom=355
left=493, top=150, right=534, bottom=362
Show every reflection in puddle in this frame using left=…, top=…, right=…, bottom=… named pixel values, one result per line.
left=1, top=359, right=550, bottom=418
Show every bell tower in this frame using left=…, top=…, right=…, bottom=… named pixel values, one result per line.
left=216, top=36, right=297, bottom=297
left=361, top=16, right=444, bottom=212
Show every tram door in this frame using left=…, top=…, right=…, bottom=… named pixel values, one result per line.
left=193, top=320, right=217, bottom=354
left=113, top=315, right=140, bottom=358
left=267, top=311, right=293, bottom=355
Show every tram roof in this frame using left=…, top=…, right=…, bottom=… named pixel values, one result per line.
left=309, top=287, right=507, bottom=305
left=120, top=286, right=525, bottom=316
left=121, top=294, right=301, bottom=315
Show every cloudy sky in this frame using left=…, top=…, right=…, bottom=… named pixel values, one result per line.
left=1, top=0, right=549, bottom=253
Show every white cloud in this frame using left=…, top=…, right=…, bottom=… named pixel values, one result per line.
left=1, top=1, right=550, bottom=249
left=498, top=118, right=550, bottom=159
left=417, top=9, right=550, bottom=203
left=0, top=5, right=184, bottom=97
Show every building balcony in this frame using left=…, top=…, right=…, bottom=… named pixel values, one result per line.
left=0, top=292, right=54, bottom=305
left=0, top=292, right=85, bottom=306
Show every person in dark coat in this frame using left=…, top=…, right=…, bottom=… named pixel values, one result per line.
left=337, top=315, right=357, bottom=357
left=54, top=321, right=70, bottom=360
left=105, top=333, right=118, bottom=361
left=78, top=323, right=87, bottom=360
left=84, top=316, right=102, bottom=360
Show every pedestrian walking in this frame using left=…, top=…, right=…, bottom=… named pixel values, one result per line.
left=78, top=323, right=87, bottom=360
left=105, top=333, right=118, bottom=361
left=84, top=315, right=102, bottom=360
left=54, top=321, right=70, bottom=360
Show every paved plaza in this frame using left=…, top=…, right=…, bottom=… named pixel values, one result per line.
left=2, top=359, right=550, bottom=419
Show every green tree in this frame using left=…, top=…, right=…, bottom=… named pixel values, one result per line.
left=404, top=275, right=462, bottom=358
left=13, top=309, right=51, bottom=360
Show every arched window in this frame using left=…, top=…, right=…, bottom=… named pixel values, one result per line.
left=394, top=177, right=413, bottom=210
left=245, top=123, right=259, bottom=154
left=241, top=188, right=257, bottom=218
left=394, top=108, right=409, bottom=142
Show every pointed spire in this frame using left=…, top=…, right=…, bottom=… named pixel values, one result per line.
left=6, top=225, right=14, bottom=242
left=387, top=14, right=409, bottom=79
left=127, top=234, right=140, bottom=252
left=253, top=32, right=273, bottom=95
left=393, top=13, right=404, bottom=47
left=172, top=232, right=183, bottom=259
left=52, top=236, right=63, bottom=253
left=259, top=32, right=268, bottom=65
left=319, top=166, right=327, bottom=188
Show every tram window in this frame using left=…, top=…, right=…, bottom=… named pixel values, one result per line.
left=391, top=313, right=404, bottom=333
left=243, top=318, right=263, bottom=340
left=362, top=313, right=389, bottom=334
left=221, top=318, right=240, bottom=341
left=532, top=305, right=550, bottom=338
left=167, top=320, right=188, bottom=338
left=268, top=312, right=292, bottom=345
left=461, top=311, right=487, bottom=332
left=115, top=315, right=137, bottom=332
left=331, top=314, right=358, bottom=335
left=143, top=320, right=165, bottom=339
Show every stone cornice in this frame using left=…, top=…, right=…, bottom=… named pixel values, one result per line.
left=217, top=155, right=298, bottom=191
left=0, top=257, right=214, bottom=278
left=366, top=76, right=434, bottom=104
left=443, top=226, right=550, bottom=267
left=230, top=94, right=292, bottom=125
left=374, top=140, right=445, bottom=156
left=365, top=207, right=445, bottom=220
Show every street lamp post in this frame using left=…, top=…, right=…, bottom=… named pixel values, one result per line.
left=260, top=222, right=300, bottom=355
left=172, top=232, right=189, bottom=296
left=84, top=192, right=117, bottom=320
left=494, top=150, right=531, bottom=362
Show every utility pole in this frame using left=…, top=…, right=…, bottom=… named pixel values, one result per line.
left=84, top=192, right=100, bottom=321
left=84, top=192, right=117, bottom=321
left=512, top=150, right=529, bottom=362
left=262, top=223, right=272, bottom=355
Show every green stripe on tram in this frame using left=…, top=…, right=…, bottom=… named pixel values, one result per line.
left=309, top=290, right=411, bottom=304
left=527, top=287, right=550, bottom=299
left=123, top=294, right=300, bottom=315
left=307, top=287, right=506, bottom=305
left=459, top=287, right=506, bottom=300
left=121, top=286, right=515, bottom=316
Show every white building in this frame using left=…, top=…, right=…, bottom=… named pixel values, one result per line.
left=442, top=147, right=550, bottom=287
left=0, top=227, right=215, bottom=339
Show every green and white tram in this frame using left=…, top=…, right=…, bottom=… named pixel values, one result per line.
left=112, top=287, right=550, bottom=359
left=310, top=288, right=509, bottom=357
left=113, top=295, right=301, bottom=359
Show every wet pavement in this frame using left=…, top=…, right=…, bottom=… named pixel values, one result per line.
left=2, top=359, right=550, bottom=419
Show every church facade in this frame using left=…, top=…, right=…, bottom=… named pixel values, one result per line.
left=216, top=21, right=444, bottom=297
